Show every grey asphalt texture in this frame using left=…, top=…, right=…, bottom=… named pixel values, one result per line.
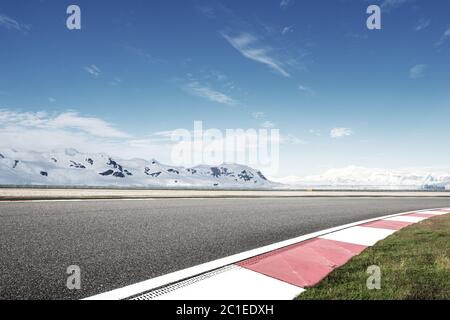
left=1, top=197, right=450, bottom=300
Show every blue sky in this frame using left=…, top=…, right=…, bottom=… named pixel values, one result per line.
left=1, top=0, right=450, bottom=177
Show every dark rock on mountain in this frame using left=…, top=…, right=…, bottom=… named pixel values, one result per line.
left=150, top=171, right=161, bottom=177
left=211, top=167, right=221, bottom=178
left=210, top=167, right=233, bottom=178
left=70, top=161, right=86, bottom=169
left=107, top=158, right=121, bottom=170
left=113, top=172, right=125, bottom=178
left=257, top=171, right=268, bottom=181
left=99, top=170, right=114, bottom=176
left=238, top=170, right=253, bottom=181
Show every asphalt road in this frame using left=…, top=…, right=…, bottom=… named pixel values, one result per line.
left=1, top=197, right=450, bottom=300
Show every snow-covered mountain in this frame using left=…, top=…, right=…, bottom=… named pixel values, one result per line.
left=274, top=166, right=450, bottom=190
left=0, top=148, right=276, bottom=188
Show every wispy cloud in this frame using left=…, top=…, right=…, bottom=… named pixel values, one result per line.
left=415, top=18, right=430, bottom=31
left=110, top=77, right=122, bottom=86
left=183, top=82, right=238, bottom=106
left=280, top=134, right=306, bottom=145
left=346, top=33, right=369, bottom=40
left=280, top=0, right=294, bottom=9
left=221, top=32, right=290, bottom=77
left=409, top=64, right=427, bottom=79
left=0, top=14, right=29, bottom=33
left=124, top=45, right=161, bottom=64
left=195, top=2, right=232, bottom=20
left=251, top=112, right=266, bottom=120
left=0, top=109, right=128, bottom=138
left=298, top=84, right=315, bottom=95
left=261, top=121, right=275, bottom=128
left=436, top=28, right=450, bottom=46
left=84, top=65, right=101, bottom=77
left=196, top=5, right=216, bottom=19
left=281, top=25, right=294, bottom=35
left=380, top=0, right=413, bottom=12
left=330, top=128, right=353, bottom=139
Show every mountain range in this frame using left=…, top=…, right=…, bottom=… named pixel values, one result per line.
left=1, top=149, right=449, bottom=190
left=273, top=166, right=450, bottom=190
left=0, top=148, right=275, bottom=188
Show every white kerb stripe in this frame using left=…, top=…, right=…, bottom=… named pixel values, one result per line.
left=417, top=210, right=448, bottom=215
left=384, top=216, right=427, bottom=223
left=319, top=226, right=396, bottom=247
left=147, top=266, right=303, bottom=300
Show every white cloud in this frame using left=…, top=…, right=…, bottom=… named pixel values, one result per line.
left=436, top=28, right=450, bottom=46
left=184, top=82, right=238, bottom=106
left=48, top=97, right=56, bottom=103
left=84, top=65, right=101, bottom=77
left=330, top=128, right=353, bottom=139
left=0, top=14, right=29, bottom=32
left=409, top=64, right=427, bottom=79
left=221, top=32, right=290, bottom=77
left=0, top=109, right=129, bottom=138
left=415, top=18, right=430, bottom=31
left=280, top=0, right=293, bottom=9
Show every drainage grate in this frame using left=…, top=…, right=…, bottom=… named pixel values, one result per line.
left=129, top=265, right=236, bottom=300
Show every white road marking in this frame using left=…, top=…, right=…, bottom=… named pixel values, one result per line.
left=385, top=216, right=428, bottom=223
left=319, top=226, right=396, bottom=246
left=417, top=210, right=448, bottom=215
left=84, top=208, right=444, bottom=300
left=134, top=266, right=303, bottom=300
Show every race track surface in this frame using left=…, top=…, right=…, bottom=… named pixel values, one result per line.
left=1, top=197, right=450, bottom=299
